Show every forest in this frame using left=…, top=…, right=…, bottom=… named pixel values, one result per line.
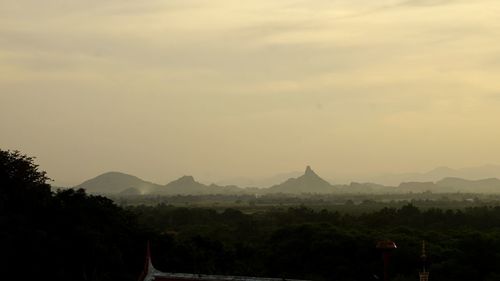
left=2, top=149, right=500, bottom=281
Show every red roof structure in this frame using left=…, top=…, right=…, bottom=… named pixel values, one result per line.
left=138, top=243, right=308, bottom=281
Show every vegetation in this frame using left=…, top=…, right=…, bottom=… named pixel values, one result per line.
left=0, top=150, right=147, bottom=281
left=3, top=149, right=500, bottom=281
left=132, top=204, right=500, bottom=281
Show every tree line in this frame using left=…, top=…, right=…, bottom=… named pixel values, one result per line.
left=0, top=150, right=147, bottom=280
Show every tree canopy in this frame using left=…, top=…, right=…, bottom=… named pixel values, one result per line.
left=0, top=149, right=146, bottom=281
left=0, top=149, right=51, bottom=212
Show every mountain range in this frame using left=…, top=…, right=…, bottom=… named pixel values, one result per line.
left=76, top=172, right=250, bottom=195
left=362, top=165, right=500, bottom=186
left=74, top=166, right=500, bottom=195
left=75, top=166, right=337, bottom=195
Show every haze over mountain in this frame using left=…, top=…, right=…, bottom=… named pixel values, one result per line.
left=75, top=166, right=334, bottom=195
left=76, top=172, right=248, bottom=195
left=215, top=171, right=303, bottom=188
left=361, top=165, right=500, bottom=186
left=396, top=177, right=500, bottom=194
left=436, top=177, right=500, bottom=193
left=340, top=182, right=397, bottom=194
left=75, top=165, right=500, bottom=195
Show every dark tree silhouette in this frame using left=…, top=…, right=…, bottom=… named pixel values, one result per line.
left=0, top=149, right=146, bottom=281
left=0, top=149, right=51, bottom=212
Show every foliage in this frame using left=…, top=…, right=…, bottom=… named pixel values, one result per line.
left=129, top=204, right=500, bottom=281
left=0, top=149, right=147, bottom=281
left=0, top=149, right=51, bottom=212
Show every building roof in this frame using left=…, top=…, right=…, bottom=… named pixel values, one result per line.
left=145, top=272, right=309, bottom=281
left=139, top=243, right=309, bottom=281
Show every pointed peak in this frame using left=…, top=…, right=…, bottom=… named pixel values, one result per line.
left=305, top=165, right=315, bottom=176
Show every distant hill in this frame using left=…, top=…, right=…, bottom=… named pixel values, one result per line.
left=267, top=166, right=335, bottom=194
left=366, top=165, right=500, bottom=186
left=395, top=177, right=500, bottom=193
left=436, top=177, right=500, bottom=193
left=159, top=176, right=207, bottom=194
left=77, top=172, right=247, bottom=195
left=75, top=172, right=162, bottom=194
left=153, top=175, right=244, bottom=195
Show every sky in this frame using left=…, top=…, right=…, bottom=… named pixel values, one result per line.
left=2, top=0, right=500, bottom=186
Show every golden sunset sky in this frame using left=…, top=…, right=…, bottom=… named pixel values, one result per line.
left=2, top=0, right=500, bottom=185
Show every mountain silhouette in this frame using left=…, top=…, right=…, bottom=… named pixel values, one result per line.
left=75, top=171, right=161, bottom=194
left=146, top=175, right=245, bottom=195
left=436, top=177, right=500, bottom=193
left=156, top=175, right=209, bottom=195
left=76, top=172, right=246, bottom=195
left=366, top=164, right=500, bottom=186
left=267, top=166, right=335, bottom=194
left=74, top=167, right=500, bottom=195
left=395, top=177, right=500, bottom=193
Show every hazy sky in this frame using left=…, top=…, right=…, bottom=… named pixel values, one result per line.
left=2, top=0, right=500, bottom=186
